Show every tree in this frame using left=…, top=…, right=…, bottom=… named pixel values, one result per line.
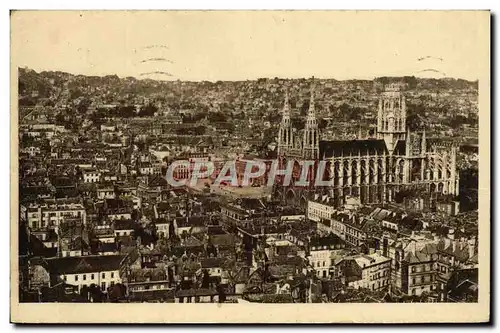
left=108, top=283, right=127, bottom=302
left=80, top=285, right=90, bottom=302
left=201, top=269, right=210, bottom=289
left=88, top=283, right=104, bottom=302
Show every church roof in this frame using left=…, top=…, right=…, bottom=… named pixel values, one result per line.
left=319, top=139, right=389, bottom=158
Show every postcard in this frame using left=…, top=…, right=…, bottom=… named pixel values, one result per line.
left=10, top=10, right=490, bottom=323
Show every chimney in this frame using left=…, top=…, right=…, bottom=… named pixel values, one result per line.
left=448, top=228, right=455, bottom=240
left=452, top=240, right=457, bottom=253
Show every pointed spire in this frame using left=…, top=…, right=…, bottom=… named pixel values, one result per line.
left=308, top=79, right=315, bottom=116
left=282, top=90, right=290, bottom=120
left=421, top=128, right=427, bottom=154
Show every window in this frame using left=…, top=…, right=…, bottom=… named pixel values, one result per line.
left=102, top=273, right=106, bottom=279
left=111, top=272, right=114, bottom=278
left=75, top=275, right=79, bottom=281
left=63, top=275, right=67, bottom=282
left=411, top=266, right=416, bottom=273
left=110, top=281, right=115, bottom=288
left=83, top=274, right=87, bottom=281
left=91, top=274, right=94, bottom=280
left=412, top=278, right=415, bottom=285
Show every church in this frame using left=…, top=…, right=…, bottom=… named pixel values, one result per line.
left=275, top=81, right=459, bottom=208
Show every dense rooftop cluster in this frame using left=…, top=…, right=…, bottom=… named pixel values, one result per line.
left=18, top=68, right=478, bottom=303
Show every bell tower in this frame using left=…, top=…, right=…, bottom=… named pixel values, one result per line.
left=302, top=81, right=320, bottom=160
left=377, top=83, right=407, bottom=154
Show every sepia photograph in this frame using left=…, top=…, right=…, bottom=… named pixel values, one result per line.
left=10, top=10, right=490, bottom=323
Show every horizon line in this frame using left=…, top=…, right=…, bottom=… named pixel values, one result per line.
left=18, top=66, right=479, bottom=83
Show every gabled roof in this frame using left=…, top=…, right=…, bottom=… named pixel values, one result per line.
left=62, top=236, right=89, bottom=251
left=46, top=254, right=125, bottom=275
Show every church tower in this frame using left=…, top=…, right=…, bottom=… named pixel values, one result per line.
left=302, top=81, right=320, bottom=159
left=377, top=83, right=407, bottom=154
left=277, top=91, right=293, bottom=157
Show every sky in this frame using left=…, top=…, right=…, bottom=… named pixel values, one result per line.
left=11, top=11, right=488, bottom=81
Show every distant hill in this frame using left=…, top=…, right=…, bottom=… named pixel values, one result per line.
left=18, top=67, right=478, bottom=93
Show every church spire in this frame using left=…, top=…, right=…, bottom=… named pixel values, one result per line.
left=308, top=79, right=316, bottom=117
left=278, top=88, right=293, bottom=157
left=302, top=78, right=320, bottom=160
left=283, top=90, right=291, bottom=120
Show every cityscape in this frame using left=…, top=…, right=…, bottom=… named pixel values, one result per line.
left=14, top=11, right=481, bottom=306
